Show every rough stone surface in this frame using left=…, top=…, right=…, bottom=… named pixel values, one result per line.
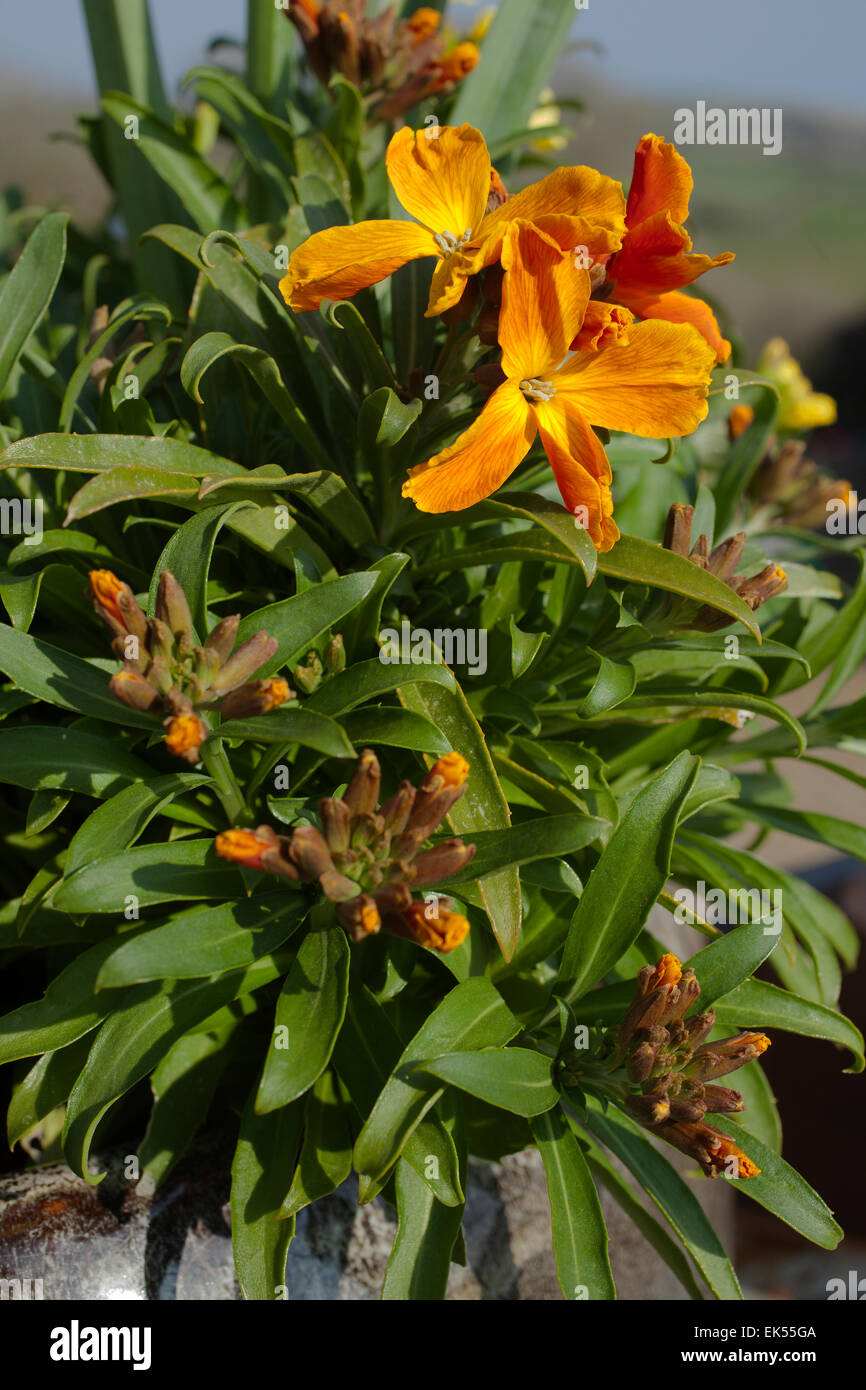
left=0, top=1138, right=733, bottom=1300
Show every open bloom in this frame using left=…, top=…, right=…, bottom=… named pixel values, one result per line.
left=403, top=221, right=716, bottom=548
left=281, top=123, right=626, bottom=318
left=600, top=134, right=734, bottom=363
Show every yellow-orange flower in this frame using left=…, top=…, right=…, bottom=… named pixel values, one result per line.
left=280, top=123, right=626, bottom=318
left=603, top=134, right=734, bottom=363
left=402, top=901, right=470, bottom=953
left=403, top=221, right=715, bottom=548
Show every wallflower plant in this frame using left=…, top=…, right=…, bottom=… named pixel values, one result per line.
left=0, top=0, right=861, bottom=1304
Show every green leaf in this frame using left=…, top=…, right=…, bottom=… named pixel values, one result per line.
left=0, top=937, right=131, bottom=1065
left=64, top=774, right=208, bottom=877
left=733, top=801, right=866, bottom=864
left=398, top=674, right=521, bottom=960
left=217, top=708, right=355, bottom=759
left=333, top=983, right=464, bottom=1208
left=234, top=572, right=379, bottom=676
left=306, top=659, right=455, bottom=717
left=436, top=813, right=605, bottom=887
left=7, top=1037, right=92, bottom=1149
left=713, top=385, right=779, bottom=535
left=0, top=626, right=158, bottom=729
left=579, top=649, right=636, bottom=717
left=147, top=504, right=244, bottom=638
left=199, top=465, right=374, bottom=547
left=101, top=92, right=243, bottom=232
left=97, top=894, right=308, bottom=986
left=0, top=211, right=68, bottom=398
left=554, top=752, right=699, bottom=1008
left=341, top=706, right=449, bottom=754
left=231, top=1091, right=304, bottom=1300
left=54, top=839, right=241, bottom=914
left=485, top=492, right=597, bottom=583
left=64, top=956, right=288, bottom=1181
left=280, top=1070, right=353, bottom=1220
left=0, top=431, right=242, bottom=479
left=683, top=921, right=781, bottom=1010
left=59, top=297, right=172, bottom=432
left=531, top=1106, right=616, bottom=1300
left=416, top=1048, right=558, bottom=1117
left=597, top=535, right=763, bottom=638
left=64, top=465, right=201, bottom=522
left=712, top=978, right=864, bottom=1073
left=711, top=1117, right=842, bottom=1249
left=255, top=915, right=350, bottom=1113
left=352, top=978, right=519, bottom=1189
left=139, top=1020, right=238, bottom=1186
left=0, top=726, right=151, bottom=798
left=449, top=0, right=578, bottom=151
left=577, top=1101, right=742, bottom=1300
left=381, top=1157, right=464, bottom=1301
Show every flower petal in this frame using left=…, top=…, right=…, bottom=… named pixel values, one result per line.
left=403, top=382, right=535, bottom=512
left=610, top=211, right=734, bottom=297
left=619, top=289, right=731, bottom=364
left=484, top=165, right=627, bottom=244
left=627, top=133, right=693, bottom=227
left=571, top=301, right=634, bottom=351
left=386, top=124, right=490, bottom=241
left=553, top=320, right=715, bottom=437
left=281, top=219, right=438, bottom=311
left=533, top=396, right=619, bottom=552
left=499, top=221, right=590, bottom=380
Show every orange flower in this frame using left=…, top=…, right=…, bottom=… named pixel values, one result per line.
left=643, top=952, right=682, bottom=994
left=280, top=123, right=625, bottom=318
left=602, top=134, right=735, bottom=363
left=407, top=7, right=441, bottom=41
left=401, top=901, right=470, bottom=953
left=164, top=714, right=207, bottom=761
left=432, top=42, right=479, bottom=86
left=403, top=221, right=715, bottom=548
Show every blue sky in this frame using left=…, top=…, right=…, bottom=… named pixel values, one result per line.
left=3, top=0, right=865, bottom=116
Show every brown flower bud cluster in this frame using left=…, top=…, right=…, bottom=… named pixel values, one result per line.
left=616, top=953, right=769, bottom=1178
left=293, top=634, right=346, bottom=695
left=215, top=749, right=476, bottom=953
left=88, top=569, right=292, bottom=763
left=749, top=436, right=853, bottom=530
left=285, top=2, right=479, bottom=121
left=663, top=503, right=787, bottom=631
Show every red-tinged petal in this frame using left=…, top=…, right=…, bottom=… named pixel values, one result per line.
left=618, top=288, right=732, bottom=363
left=482, top=165, right=626, bottom=244
left=610, top=210, right=734, bottom=297
left=553, top=320, right=715, bottom=438
left=386, top=123, right=490, bottom=241
left=533, top=395, right=619, bottom=552
left=403, top=382, right=535, bottom=512
left=499, top=220, right=590, bottom=380
left=627, top=133, right=693, bottom=227
left=280, top=219, right=438, bottom=311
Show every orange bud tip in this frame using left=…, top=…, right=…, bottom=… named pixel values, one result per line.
left=728, top=403, right=755, bottom=440
left=164, top=714, right=206, bottom=760
left=407, top=6, right=441, bottom=41
left=215, top=828, right=270, bottom=871
left=402, top=901, right=470, bottom=953
left=646, top=953, right=682, bottom=992
left=431, top=751, right=470, bottom=789
left=261, top=677, right=291, bottom=711
left=89, top=569, right=126, bottom=625
left=361, top=904, right=381, bottom=935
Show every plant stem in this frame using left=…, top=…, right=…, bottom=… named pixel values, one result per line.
left=200, top=736, right=252, bottom=826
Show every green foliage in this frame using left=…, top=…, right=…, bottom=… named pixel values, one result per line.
left=0, top=0, right=860, bottom=1306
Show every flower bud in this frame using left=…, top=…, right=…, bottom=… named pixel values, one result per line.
left=342, top=749, right=381, bottom=818
left=217, top=677, right=292, bottom=720
left=684, top=1032, right=771, bottom=1082
left=164, top=714, right=207, bottom=763
left=702, top=1085, right=745, bottom=1114
left=379, top=781, right=416, bottom=835
left=324, top=635, right=346, bottom=675
left=728, top=403, right=754, bottom=440
left=88, top=570, right=148, bottom=642
left=391, top=900, right=470, bottom=954
left=409, top=838, right=476, bottom=887
left=211, top=631, right=278, bottom=693
left=155, top=571, right=194, bottom=644
left=319, top=797, right=351, bottom=854
left=109, top=669, right=161, bottom=712
left=626, top=1093, right=670, bottom=1126
left=336, top=893, right=381, bottom=942
left=288, top=824, right=335, bottom=881
left=205, top=614, right=240, bottom=666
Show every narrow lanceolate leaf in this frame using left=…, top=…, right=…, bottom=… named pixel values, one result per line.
left=484, top=492, right=597, bottom=582
left=598, top=535, right=763, bottom=638
left=732, top=801, right=866, bottom=865
left=398, top=675, right=521, bottom=960
left=579, top=650, right=636, bottom=717
left=139, top=1021, right=238, bottom=1187
left=0, top=626, right=158, bottom=729
left=0, top=211, right=68, bottom=398
left=217, top=709, right=355, bottom=759
left=64, top=774, right=209, bottom=877
left=0, top=727, right=152, bottom=798
left=415, top=1048, right=558, bottom=1118
left=231, top=1091, right=305, bottom=1300
left=0, top=432, right=242, bottom=478
left=7, top=1037, right=93, bottom=1149
left=352, top=978, right=520, bottom=1188
left=554, top=752, right=700, bottom=1009
left=682, top=921, right=781, bottom=1010
left=96, top=894, right=309, bottom=987
left=255, top=916, right=350, bottom=1113
left=531, top=1107, right=615, bottom=1300
left=0, top=935, right=132, bottom=1065
left=711, top=1118, right=842, bottom=1250
left=147, top=504, right=245, bottom=638
left=712, top=977, right=864, bottom=1074
left=63, top=956, right=287, bottom=1182
left=54, top=839, right=241, bottom=914
left=577, top=1101, right=742, bottom=1300
left=234, top=572, right=378, bottom=676
left=436, top=814, right=606, bottom=888
left=382, top=1159, right=464, bottom=1301
left=280, top=1070, right=353, bottom=1220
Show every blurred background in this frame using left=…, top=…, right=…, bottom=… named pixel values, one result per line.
left=1, top=0, right=864, bottom=1300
